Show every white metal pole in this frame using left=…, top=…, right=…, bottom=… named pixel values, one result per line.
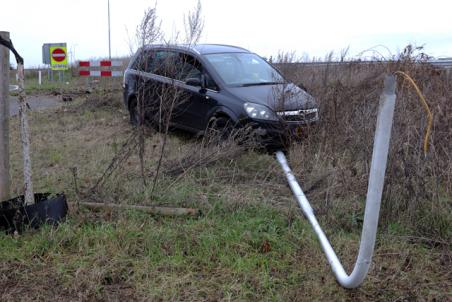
left=276, top=75, right=397, bottom=288
left=38, top=70, right=42, bottom=86
left=0, top=31, right=10, bottom=201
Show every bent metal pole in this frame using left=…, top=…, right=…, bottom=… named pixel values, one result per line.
left=276, top=75, right=396, bottom=288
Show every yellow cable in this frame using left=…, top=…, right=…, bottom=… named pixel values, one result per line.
left=394, top=71, right=433, bottom=157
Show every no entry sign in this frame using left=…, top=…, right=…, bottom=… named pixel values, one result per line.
left=51, top=48, right=66, bottom=62
left=49, top=45, right=68, bottom=70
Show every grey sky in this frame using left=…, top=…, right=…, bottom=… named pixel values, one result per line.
left=1, top=0, right=451, bottom=67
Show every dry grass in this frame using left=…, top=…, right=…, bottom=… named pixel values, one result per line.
left=1, top=52, right=451, bottom=300
left=279, top=47, right=451, bottom=243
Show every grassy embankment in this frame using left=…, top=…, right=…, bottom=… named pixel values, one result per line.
left=1, top=57, right=450, bottom=300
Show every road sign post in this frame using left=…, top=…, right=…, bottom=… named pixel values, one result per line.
left=50, top=46, right=68, bottom=70
left=43, top=42, right=68, bottom=82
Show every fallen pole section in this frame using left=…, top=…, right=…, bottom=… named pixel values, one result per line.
left=276, top=75, right=396, bottom=288
left=74, top=201, right=200, bottom=216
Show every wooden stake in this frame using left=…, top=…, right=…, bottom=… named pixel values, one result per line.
left=17, top=63, right=34, bottom=205
left=74, top=201, right=201, bottom=216
left=0, top=31, right=11, bottom=201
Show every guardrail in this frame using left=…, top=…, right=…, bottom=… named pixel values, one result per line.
left=278, top=59, right=452, bottom=69
left=429, top=59, right=452, bottom=68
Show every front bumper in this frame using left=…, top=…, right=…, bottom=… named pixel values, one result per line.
left=241, top=117, right=318, bottom=151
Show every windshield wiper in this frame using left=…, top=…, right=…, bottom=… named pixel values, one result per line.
left=240, top=81, right=284, bottom=87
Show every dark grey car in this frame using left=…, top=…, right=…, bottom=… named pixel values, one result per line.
left=123, top=44, right=319, bottom=149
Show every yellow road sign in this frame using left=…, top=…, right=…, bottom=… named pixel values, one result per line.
left=50, top=46, right=68, bottom=70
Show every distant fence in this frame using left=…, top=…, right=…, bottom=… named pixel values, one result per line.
left=429, top=59, right=452, bottom=69
left=274, top=59, right=452, bottom=82
left=275, top=59, right=452, bottom=69
left=78, top=60, right=123, bottom=77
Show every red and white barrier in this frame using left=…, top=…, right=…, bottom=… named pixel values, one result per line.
left=78, top=60, right=123, bottom=77
left=79, top=60, right=122, bottom=67
left=79, top=70, right=123, bottom=77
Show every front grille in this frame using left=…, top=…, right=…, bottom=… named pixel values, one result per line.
left=276, top=108, right=319, bottom=123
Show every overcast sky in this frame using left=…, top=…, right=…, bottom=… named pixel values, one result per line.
left=1, top=0, right=451, bottom=67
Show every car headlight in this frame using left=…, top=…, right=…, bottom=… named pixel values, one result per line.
left=244, top=102, right=278, bottom=121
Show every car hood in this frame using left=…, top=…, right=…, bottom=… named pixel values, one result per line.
left=228, top=83, right=317, bottom=111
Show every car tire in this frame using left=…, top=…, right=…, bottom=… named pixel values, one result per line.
left=128, top=98, right=141, bottom=126
left=204, top=116, right=234, bottom=145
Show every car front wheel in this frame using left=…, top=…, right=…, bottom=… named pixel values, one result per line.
left=204, top=116, right=234, bottom=145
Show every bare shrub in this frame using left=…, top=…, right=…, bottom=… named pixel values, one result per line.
left=162, top=125, right=260, bottom=178
left=106, top=1, right=214, bottom=197
left=136, top=5, right=162, bottom=51
left=184, top=0, right=204, bottom=45
left=279, top=45, right=451, bottom=241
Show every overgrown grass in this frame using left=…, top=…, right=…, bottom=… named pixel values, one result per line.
left=1, top=204, right=449, bottom=301
left=1, top=68, right=450, bottom=300
left=277, top=46, right=452, bottom=242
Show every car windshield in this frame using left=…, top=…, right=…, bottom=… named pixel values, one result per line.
left=204, top=53, right=285, bottom=86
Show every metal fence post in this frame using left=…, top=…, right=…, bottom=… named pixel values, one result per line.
left=0, top=31, right=11, bottom=201
left=276, top=75, right=397, bottom=288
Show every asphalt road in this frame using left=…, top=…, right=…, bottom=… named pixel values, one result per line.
left=9, top=95, right=60, bottom=117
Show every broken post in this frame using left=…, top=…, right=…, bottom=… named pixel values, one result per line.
left=18, top=60, right=34, bottom=205
left=75, top=201, right=201, bottom=216
left=0, top=31, right=11, bottom=201
left=17, top=62, right=35, bottom=206
left=0, top=32, right=34, bottom=205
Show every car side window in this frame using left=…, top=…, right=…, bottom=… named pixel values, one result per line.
left=177, top=54, right=218, bottom=91
left=134, top=50, right=219, bottom=90
left=132, top=50, right=154, bottom=72
left=176, top=54, right=202, bottom=81
left=153, top=51, right=179, bottom=78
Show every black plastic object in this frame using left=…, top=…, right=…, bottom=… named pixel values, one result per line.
left=0, top=193, right=68, bottom=233
left=0, top=35, right=24, bottom=64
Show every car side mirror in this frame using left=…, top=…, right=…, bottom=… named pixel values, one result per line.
left=186, top=78, right=202, bottom=87
left=186, top=75, right=207, bottom=93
